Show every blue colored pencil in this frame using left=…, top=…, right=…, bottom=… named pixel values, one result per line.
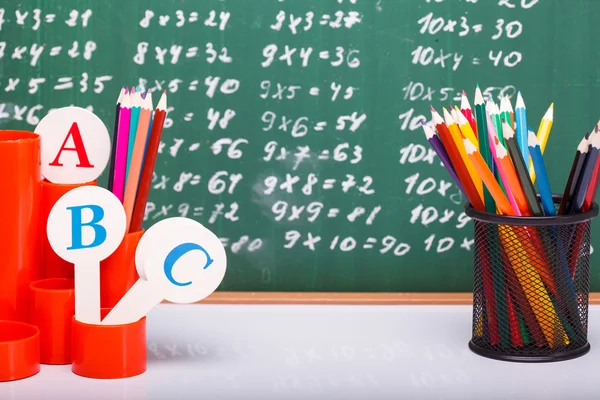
left=528, top=130, right=555, bottom=216
left=515, top=92, right=529, bottom=168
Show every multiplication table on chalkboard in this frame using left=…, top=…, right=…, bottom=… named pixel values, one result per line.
left=0, top=0, right=597, bottom=293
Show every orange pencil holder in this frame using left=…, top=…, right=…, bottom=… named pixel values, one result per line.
left=72, top=308, right=146, bottom=379
left=0, top=130, right=42, bottom=322
left=101, top=230, right=144, bottom=309
left=41, top=179, right=96, bottom=279
left=0, top=320, right=40, bottom=382
left=29, top=278, right=75, bottom=365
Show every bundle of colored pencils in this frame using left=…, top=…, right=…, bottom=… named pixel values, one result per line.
left=423, top=86, right=598, bottom=350
left=423, top=87, right=600, bottom=218
left=107, top=86, right=168, bottom=233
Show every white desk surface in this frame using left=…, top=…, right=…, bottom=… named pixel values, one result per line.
left=2, top=303, right=600, bottom=399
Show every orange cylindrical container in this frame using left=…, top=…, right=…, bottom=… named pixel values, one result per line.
left=29, top=278, right=75, bottom=365
left=0, top=131, right=41, bottom=322
left=0, top=320, right=40, bottom=381
left=72, top=308, right=146, bottom=379
left=100, top=230, right=144, bottom=309
left=41, top=179, right=96, bottom=279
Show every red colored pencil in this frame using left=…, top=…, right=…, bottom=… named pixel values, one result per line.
left=129, top=91, right=168, bottom=232
left=505, top=286, right=523, bottom=347
left=460, top=90, right=477, bottom=138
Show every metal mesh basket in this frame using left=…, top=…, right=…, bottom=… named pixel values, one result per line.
left=465, top=196, right=598, bottom=362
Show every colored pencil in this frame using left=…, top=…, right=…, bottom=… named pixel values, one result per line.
left=454, top=105, right=478, bottom=149
left=505, top=286, right=523, bottom=347
left=528, top=128, right=582, bottom=333
left=487, top=100, right=503, bottom=145
left=502, top=120, right=543, bottom=216
left=485, top=104, right=508, bottom=196
left=479, top=230, right=500, bottom=345
left=460, top=90, right=477, bottom=137
left=499, top=96, right=512, bottom=129
left=474, top=86, right=496, bottom=213
left=130, top=91, right=168, bottom=232
left=499, top=225, right=567, bottom=347
left=463, top=138, right=514, bottom=215
left=431, top=106, right=484, bottom=210
left=568, top=130, right=600, bottom=214
left=422, top=122, right=467, bottom=198
left=126, top=88, right=142, bottom=183
left=443, top=107, right=484, bottom=201
left=113, top=90, right=132, bottom=202
left=502, top=245, right=546, bottom=346
left=123, top=91, right=154, bottom=232
left=491, top=135, right=558, bottom=303
left=107, top=87, right=125, bottom=192
left=559, top=135, right=591, bottom=214
left=530, top=103, right=554, bottom=183
left=515, top=92, right=529, bottom=164
left=467, top=126, right=512, bottom=348
left=500, top=247, right=530, bottom=346
left=528, top=131, right=555, bottom=216
left=491, top=137, right=529, bottom=216
left=583, top=124, right=600, bottom=211
left=509, top=96, right=515, bottom=128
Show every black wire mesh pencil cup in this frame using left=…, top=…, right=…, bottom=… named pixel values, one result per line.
left=465, top=195, right=598, bottom=362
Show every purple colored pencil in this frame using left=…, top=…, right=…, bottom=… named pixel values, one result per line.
left=421, top=121, right=467, bottom=198
left=113, top=89, right=132, bottom=202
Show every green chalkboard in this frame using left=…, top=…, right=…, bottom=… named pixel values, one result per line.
left=1, top=0, right=600, bottom=292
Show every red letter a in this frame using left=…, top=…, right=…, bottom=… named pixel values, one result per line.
left=48, top=122, right=94, bottom=168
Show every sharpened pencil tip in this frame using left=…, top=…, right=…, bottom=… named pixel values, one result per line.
left=462, top=89, right=466, bottom=96
left=516, top=91, right=525, bottom=109
left=463, top=137, right=477, bottom=154
left=430, top=105, right=436, bottom=112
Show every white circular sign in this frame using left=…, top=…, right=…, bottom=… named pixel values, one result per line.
left=34, top=106, right=111, bottom=184
left=46, top=186, right=126, bottom=264
left=135, top=217, right=227, bottom=303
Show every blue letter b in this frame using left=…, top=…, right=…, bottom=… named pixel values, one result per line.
left=67, top=204, right=107, bottom=250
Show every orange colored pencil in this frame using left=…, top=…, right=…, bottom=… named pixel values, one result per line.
left=431, top=106, right=484, bottom=211
left=443, top=107, right=484, bottom=201
left=463, top=138, right=514, bottom=215
left=123, top=90, right=154, bottom=231
left=492, top=138, right=531, bottom=216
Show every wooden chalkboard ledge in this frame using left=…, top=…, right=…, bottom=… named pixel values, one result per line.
left=183, top=292, right=600, bottom=305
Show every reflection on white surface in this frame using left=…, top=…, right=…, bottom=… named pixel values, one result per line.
left=2, top=304, right=600, bottom=399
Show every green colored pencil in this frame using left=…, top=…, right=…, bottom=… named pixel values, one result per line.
left=475, top=86, right=496, bottom=213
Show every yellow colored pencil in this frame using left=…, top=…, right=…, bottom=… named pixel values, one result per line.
left=530, top=103, right=554, bottom=183
left=442, top=107, right=484, bottom=201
